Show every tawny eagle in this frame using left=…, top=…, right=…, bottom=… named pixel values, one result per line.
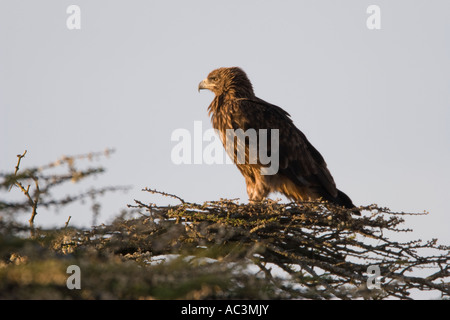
left=198, top=67, right=358, bottom=213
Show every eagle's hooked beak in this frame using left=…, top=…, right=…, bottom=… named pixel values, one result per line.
left=198, top=79, right=212, bottom=92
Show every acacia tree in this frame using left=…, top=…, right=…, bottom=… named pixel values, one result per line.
left=0, top=149, right=128, bottom=233
left=113, top=190, right=449, bottom=299
left=0, top=152, right=448, bottom=299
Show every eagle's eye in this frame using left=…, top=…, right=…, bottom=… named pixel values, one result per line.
left=209, top=76, right=218, bottom=82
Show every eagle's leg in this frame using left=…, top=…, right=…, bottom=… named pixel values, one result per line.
left=245, top=177, right=270, bottom=203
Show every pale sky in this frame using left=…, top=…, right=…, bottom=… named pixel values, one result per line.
left=1, top=0, right=449, bottom=260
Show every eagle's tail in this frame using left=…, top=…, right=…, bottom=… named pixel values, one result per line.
left=334, top=189, right=360, bottom=216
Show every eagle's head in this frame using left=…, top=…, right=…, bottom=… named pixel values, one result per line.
left=198, top=67, right=254, bottom=98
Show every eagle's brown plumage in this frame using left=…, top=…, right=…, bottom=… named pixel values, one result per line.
left=198, top=67, right=358, bottom=213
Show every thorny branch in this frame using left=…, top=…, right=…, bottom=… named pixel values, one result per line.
left=1, top=149, right=129, bottom=231
left=88, top=189, right=449, bottom=300
left=8, top=150, right=40, bottom=233
left=2, top=152, right=448, bottom=299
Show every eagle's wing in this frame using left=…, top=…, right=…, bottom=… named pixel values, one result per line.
left=235, top=97, right=339, bottom=200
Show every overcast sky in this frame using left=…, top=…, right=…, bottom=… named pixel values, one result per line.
left=1, top=0, right=449, bottom=262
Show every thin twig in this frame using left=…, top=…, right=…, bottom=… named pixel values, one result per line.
left=8, top=150, right=27, bottom=191
left=64, top=216, right=72, bottom=229
left=142, top=187, right=186, bottom=204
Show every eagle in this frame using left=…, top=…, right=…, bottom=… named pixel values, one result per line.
left=198, top=67, right=359, bottom=213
